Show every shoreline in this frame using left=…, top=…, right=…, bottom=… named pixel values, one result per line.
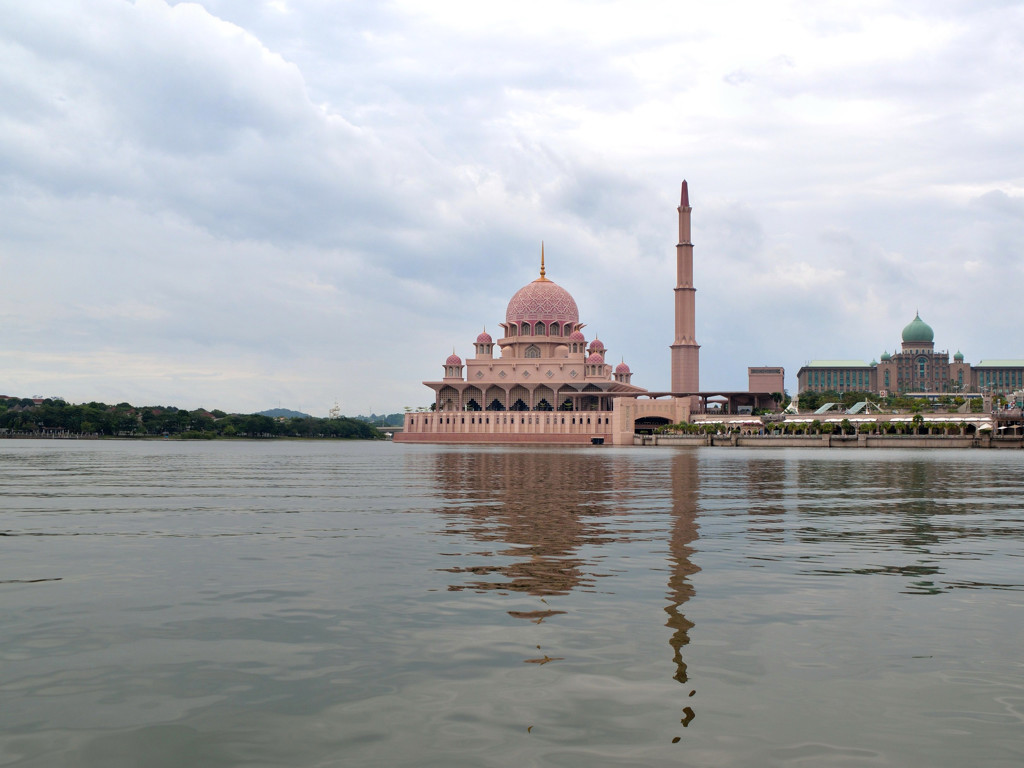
left=5, top=433, right=1020, bottom=449
left=637, top=433, right=1018, bottom=449
left=0, top=434, right=384, bottom=442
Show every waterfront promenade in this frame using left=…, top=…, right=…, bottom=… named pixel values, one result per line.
left=637, top=433, right=1022, bottom=448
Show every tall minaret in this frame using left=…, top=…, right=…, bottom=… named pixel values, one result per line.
left=670, top=180, right=700, bottom=393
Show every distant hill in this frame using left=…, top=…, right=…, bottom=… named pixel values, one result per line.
left=257, top=408, right=312, bottom=419
left=355, top=413, right=405, bottom=427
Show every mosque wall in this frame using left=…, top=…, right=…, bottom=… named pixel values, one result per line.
left=400, top=410, right=615, bottom=444
left=612, top=397, right=691, bottom=445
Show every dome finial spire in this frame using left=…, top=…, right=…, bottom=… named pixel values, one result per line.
left=539, top=241, right=547, bottom=280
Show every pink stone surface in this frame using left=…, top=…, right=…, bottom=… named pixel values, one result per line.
left=402, top=181, right=713, bottom=445
left=394, top=432, right=609, bottom=444
left=505, top=279, right=580, bottom=325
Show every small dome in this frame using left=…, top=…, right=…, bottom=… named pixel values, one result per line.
left=615, top=361, right=631, bottom=374
left=476, top=330, right=492, bottom=344
left=446, top=353, right=462, bottom=365
left=881, top=351, right=891, bottom=361
left=870, top=359, right=878, bottom=366
left=588, top=338, right=605, bottom=351
left=901, top=312, right=934, bottom=343
left=586, top=353, right=604, bottom=364
left=954, top=350, right=964, bottom=361
left=568, top=330, right=585, bottom=342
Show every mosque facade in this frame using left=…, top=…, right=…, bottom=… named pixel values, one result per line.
left=396, top=249, right=665, bottom=444
left=797, top=313, right=1024, bottom=397
left=396, top=183, right=703, bottom=444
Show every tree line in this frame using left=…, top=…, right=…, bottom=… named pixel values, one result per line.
left=796, top=389, right=984, bottom=413
left=0, top=398, right=382, bottom=439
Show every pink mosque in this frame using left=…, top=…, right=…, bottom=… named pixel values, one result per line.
left=396, top=181, right=781, bottom=445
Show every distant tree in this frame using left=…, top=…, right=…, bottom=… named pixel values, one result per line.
left=798, top=390, right=822, bottom=411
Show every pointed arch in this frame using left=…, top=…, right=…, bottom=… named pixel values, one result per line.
left=438, top=385, right=459, bottom=411
left=484, top=386, right=506, bottom=411
left=533, top=385, right=555, bottom=411
left=462, top=386, right=483, bottom=411
left=509, top=385, right=529, bottom=412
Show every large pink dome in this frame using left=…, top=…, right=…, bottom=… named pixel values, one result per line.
left=506, top=278, right=579, bottom=326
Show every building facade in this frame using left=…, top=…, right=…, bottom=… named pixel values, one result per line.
left=398, top=183, right=709, bottom=445
left=748, top=367, right=785, bottom=396
left=397, top=180, right=783, bottom=445
left=797, top=313, right=1024, bottom=396
left=397, top=246, right=654, bottom=444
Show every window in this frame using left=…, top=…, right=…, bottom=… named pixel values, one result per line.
left=525, top=345, right=541, bottom=359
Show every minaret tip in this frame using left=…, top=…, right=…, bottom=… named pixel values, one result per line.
left=680, top=180, right=689, bottom=208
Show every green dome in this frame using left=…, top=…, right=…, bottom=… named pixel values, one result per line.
left=954, top=350, right=964, bottom=362
left=901, top=312, right=934, bottom=343
left=880, top=351, right=891, bottom=361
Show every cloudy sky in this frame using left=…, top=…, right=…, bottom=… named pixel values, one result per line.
left=2, top=0, right=1021, bottom=415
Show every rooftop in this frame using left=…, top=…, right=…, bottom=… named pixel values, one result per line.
left=803, top=360, right=873, bottom=368
left=975, top=360, right=1024, bottom=368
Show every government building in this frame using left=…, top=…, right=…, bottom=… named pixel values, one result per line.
left=797, top=313, right=1024, bottom=397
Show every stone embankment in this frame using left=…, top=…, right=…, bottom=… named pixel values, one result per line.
left=637, top=434, right=1022, bottom=449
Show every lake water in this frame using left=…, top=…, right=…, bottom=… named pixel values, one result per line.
left=1, top=439, right=1022, bottom=767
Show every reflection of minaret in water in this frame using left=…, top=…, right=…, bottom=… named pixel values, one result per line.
left=670, top=180, right=700, bottom=396
left=665, top=451, right=701, bottom=732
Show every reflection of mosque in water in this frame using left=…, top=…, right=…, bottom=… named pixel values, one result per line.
left=430, top=449, right=701, bottom=728
left=432, top=449, right=643, bottom=596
